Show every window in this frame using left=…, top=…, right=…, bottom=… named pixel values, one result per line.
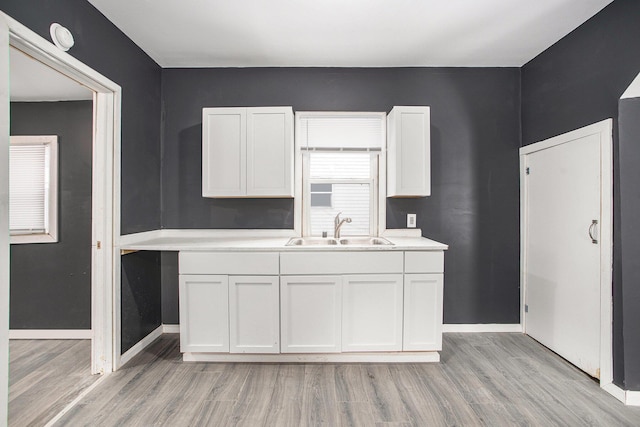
left=9, top=135, right=58, bottom=244
left=297, top=112, right=385, bottom=237
left=310, top=183, right=333, bottom=207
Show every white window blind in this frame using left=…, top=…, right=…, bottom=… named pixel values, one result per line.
left=298, top=113, right=384, bottom=150
left=308, top=152, right=373, bottom=236
left=9, top=135, right=58, bottom=243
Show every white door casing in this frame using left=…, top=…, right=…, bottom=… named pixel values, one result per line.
left=520, top=119, right=612, bottom=384
left=0, top=12, right=122, bottom=380
left=0, top=16, right=10, bottom=424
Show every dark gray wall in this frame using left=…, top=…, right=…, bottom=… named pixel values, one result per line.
left=619, top=96, right=640, bottom=390
left=2, top=0, right=162, bottom=234
left=10, top=101, right=92, bottom=329
left=521, top=0, right=640, bottom=390
left=2, top=1, right=163, bottom=349
left=121, top=251, right=161, bottom=353
left=161, top=252, right=179, bottom=325
left=161, top=67, right=522, bottom=325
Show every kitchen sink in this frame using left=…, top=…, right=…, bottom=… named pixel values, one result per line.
left=286, top=237, right=339, bottom=246
left=286, top=237, right=393, bottom=246
left=339, top=237, right=394, bottom=246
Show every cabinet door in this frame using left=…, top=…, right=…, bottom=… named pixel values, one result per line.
left=387, top=106, right=431, bottom=197
left=202, top=108, right=246, bottom=197
left=280, top=276, right=342, bottom=353
left=179, top=274, right=229, bottom=353
left=342, top=274, right=403, bottom=352
left=403, top=274, right=443, bottom=351
left=246, top=107, right=294, bottom=197
left=229, top=276, right=279, bottom=353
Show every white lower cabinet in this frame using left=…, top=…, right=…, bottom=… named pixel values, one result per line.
left=179, top=274, right=229, bottom=353
left=342, top=274, right=403, bottom=352
left=403, top=273, right=444, bottom=351
left=280, top=275, right=342, bottom=353
left=178, top=249, right=445, bottom=361
left=229, top=276, right=279, bottom=353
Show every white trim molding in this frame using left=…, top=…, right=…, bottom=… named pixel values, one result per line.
left=118, top=325, right=163, bottom=368
left=442, top=324, right=523, bottom=333
left=184, top=351, right=439, bottom=363
left=627, top=391, right=640, bottom=407
left=163, top=324, right=180, bottom=333
left=1, top=11, right=122, bottom=377
left=9, top=329, right=92, bottom=339
left=44, top=374, right=108, bottom=427
left=602, top=383, right=640, bottom=407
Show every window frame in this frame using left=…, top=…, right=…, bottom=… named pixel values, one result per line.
left=9, top=135, right=59, bottom=244
left=294, top=111, right=387, bottom=237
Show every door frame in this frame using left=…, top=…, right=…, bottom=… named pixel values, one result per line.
left=519, top=118, right=613, bottom=387
left=0, top=11, right=121, bottom=385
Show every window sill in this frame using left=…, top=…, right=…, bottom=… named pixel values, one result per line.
left=10, top=233, right=58, bottom=244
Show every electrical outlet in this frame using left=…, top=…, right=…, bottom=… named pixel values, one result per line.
left=407, top=213, right=417, bottom=228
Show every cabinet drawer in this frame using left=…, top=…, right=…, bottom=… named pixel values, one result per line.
left=280, top=251, right=403, bottom=275
left=179, top=252, right=279, bottom=275
left=404, top=251, right=444, bottom=273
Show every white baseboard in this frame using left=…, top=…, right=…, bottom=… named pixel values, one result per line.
left=9, top=329, right=92, bottom=339
left=184, top=351, right=440, bottom=363
left=119, top=325, right=163, bottom=368
left=603, top=383, right=626, bottom=403
left=626, top=390, right=640, bottom=406
left=602, top=383, right=640, bottom=406
left=443, top=324, right=523, bottom=333
left=163, top=324, right=180, bottom=333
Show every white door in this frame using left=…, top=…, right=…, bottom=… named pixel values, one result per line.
left=403, top=273, right=443, bottom=351
left=229, top=276, right=279, bottom=354
left=179, top=274, right=229, bottom=353
left=522, top=122, right=611, bottom=378
left=202, top=108, right=246, bottom=197
left=246, top=107, right=293, bottom=197
left=342, top=274, right=403, bottom=352
left=280, top=275, right=342, bottom=353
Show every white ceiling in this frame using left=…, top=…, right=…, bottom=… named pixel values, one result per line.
left=10, top=47, right=93, bottom=102
left=88, top=0, right=612, bottom=68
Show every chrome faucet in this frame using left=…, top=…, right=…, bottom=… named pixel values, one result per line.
left=334, top=212, right=352, bottom=238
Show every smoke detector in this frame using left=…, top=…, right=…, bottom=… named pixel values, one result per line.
left=50, top=23, right=74, bottom=51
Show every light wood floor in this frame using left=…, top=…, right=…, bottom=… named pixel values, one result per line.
left=46, top=333, right=640, bottom=426
left=9, top=339, right=99, bottom=426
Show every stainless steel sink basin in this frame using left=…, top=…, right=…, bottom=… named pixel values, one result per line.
left=339, top=237, right=394, bottom=246
left=286, top=237, right=339, bottom=246
left=286, top=236, right=394, bottom=246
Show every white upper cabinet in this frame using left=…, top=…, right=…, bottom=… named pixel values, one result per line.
left=387, top=106, right=431, bottom=197
left=202, top=106, right=293, bottom=198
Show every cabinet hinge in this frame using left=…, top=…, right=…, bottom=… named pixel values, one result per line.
left=97, top=241, right=101, bottom=249
left=525, top=304, right=529, bottom=313
left=526, top=167, right=530, bottom=175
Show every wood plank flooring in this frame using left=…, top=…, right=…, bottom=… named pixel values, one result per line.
left=9, top=339, right=99, bottom=426
left=53, top=333, right=640, bottom=426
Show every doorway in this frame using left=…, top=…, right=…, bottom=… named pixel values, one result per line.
left=520, top=119, right=613, bottom=385
left=0, top=12, right=122, bottom=422
left=7, top=46, right=97, bottom=425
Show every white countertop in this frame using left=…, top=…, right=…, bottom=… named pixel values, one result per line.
left=119, top=229, right=448, bottom=252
